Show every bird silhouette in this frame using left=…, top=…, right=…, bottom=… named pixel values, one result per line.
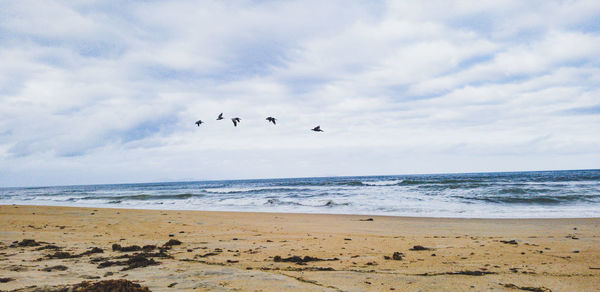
left=311, top=126, right=323, bottom=132
left=195, top=120, right=203, bottom=126
left=266, top=117, right=277, bottom=125
left=217, top=113, right=224, bottom=120
left=231, top=117, right=241, bottom=127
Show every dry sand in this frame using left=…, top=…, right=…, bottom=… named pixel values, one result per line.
left=1, top=205, right=599, bottom=291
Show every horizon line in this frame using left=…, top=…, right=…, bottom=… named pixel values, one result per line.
left=3, top=168, right=598, bottom=189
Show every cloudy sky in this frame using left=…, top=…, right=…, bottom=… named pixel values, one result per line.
left=1, top=0, right=599, bottom=187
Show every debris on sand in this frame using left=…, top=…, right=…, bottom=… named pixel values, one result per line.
left=90, top=256, right=111, bottom=264
left=80, top=275, right=101, bottom=280
left=273, top=255, right=339, bottom=264
left=12, top=239, right=41, bottom=247
left=409, top=245, right=431, bottom=251
left=0, top=277, right=15, bottom=283
left=46, top=247, right=104, bottom=259
left=35, top=244, right=62, bottom=251
left=392, top=252, right=404, bottom=260
left=500, top=240, right=518, bottom=245
left=502, top=283, right=552, bottom=292
left=196, top=252, right=220, bottom=258
left=142, top=245, right=157, bottom=251
left=121, top=255, right=159, bottom=271
left=73, top=279, right=151, bottom=291
left=6, top=265, right=28, bottom=272
left=163, top=239, right=182, bottom=247
left=417, top=270, right=496, bottom=276
left=112, top=244, right=141, bottom=252
left=450, top=270, right=495, bottom=276
left=0, top=281, right=153, bottom=292
left=41, top=265, right=69, bottom=272
left=283, top=266, right=336, bottom=271
left=80, top=247, right=104, bottom=256
left=359, top=218, right=374, bottom=221
left=46, top=251, right=76, bottom=259
left=116, top=251, right=172, bottom=259
left=97, top=255, right=159, bottom=271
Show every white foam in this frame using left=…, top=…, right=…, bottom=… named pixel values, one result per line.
left=362, top=180, right=403, bottom=186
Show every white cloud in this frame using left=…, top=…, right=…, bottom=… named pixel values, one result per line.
left=0, top=0, right=599, bottom=186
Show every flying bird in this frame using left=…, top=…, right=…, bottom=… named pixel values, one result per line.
left=311, top=126, right=323, bottom=132
left=217, top=113, right=224, bottom=120
left=195, top=120, right=203, bottom=126
left=266, top=117, right=277, bottom=125
left=231, top=117, right=241, bottom=127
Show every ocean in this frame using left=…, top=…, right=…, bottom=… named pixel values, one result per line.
left=1, top=169, right=599, bottom=218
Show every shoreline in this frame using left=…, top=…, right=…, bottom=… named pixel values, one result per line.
left=1, top=205, right=599, bottom=291
left=3, top=203, right=598, bottom=220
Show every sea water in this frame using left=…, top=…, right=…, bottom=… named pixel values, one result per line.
left=1, top=169, right=599, bottom=218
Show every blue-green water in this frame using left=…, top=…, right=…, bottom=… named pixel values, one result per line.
left=2, top=169, right=599, bottom=218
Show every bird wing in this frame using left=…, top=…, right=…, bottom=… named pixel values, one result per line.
left=232, top=118, right=237, bottom=126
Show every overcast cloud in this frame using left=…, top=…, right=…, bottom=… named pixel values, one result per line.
left=1, top=0, right=599, bottom=187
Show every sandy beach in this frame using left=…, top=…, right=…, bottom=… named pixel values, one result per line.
left=1, top=205, right=599, bottom=291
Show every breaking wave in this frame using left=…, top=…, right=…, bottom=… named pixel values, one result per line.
left=2, top=169, right=599, bottom=218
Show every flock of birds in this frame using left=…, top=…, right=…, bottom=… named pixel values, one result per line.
left=195, top=113, right=324, bottom=132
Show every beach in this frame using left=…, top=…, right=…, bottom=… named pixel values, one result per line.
left=1, top=205, right=599, bottom=291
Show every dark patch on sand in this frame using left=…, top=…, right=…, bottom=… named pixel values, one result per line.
left=283, top=266, right=336, bottom=271
left=502, top=283, right=552, bottom=292
left=384, top=252, right=404, bottom=260
left=195, top=252, right=220, bottom=258
left=163, top=239, right=182, bottom=247
left=35, top=244, right=63, bottom=251
left=41, top=265, right=69, bottom=272
left=115, top=251, right=172, bottom=259
left=97, top=255, right=159, bottom=271
left=80, top=247, right=104, bottom=256
left=274, top=255, right=339, bottom=265
left=409, top=245, right=431, bottom=251
left=11, top=239, right=42, bottom=247
left=112, top=244, right=141, bottom=252
left=417, top=270, right=496, bottom=276
left=46, top=247, right=104, bottom=259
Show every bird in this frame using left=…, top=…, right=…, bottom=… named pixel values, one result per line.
left=266, top=117, right=277, bottom=125
left=217, top=113, right=224, bottom=120
left=195, top=120, right=203, bottom=126
left=311, top=125, right=323, bottom=132
left=231, top=117, right=241, bottom=127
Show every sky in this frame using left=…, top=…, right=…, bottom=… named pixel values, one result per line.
left=1, top=0, right=599, bottom=187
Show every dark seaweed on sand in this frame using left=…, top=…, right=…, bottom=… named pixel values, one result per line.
left=273, top=255, right=339, bottom=264
left=41, top=265, right=69, bottom=272
left=112, top=244, right=141, bottom=252
left=97, top=255, right=159, bottom=271
left=409, top=245, right=431, bottom=251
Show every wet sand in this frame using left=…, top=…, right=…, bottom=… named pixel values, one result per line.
left=1, top=205, right=599, bottom=291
